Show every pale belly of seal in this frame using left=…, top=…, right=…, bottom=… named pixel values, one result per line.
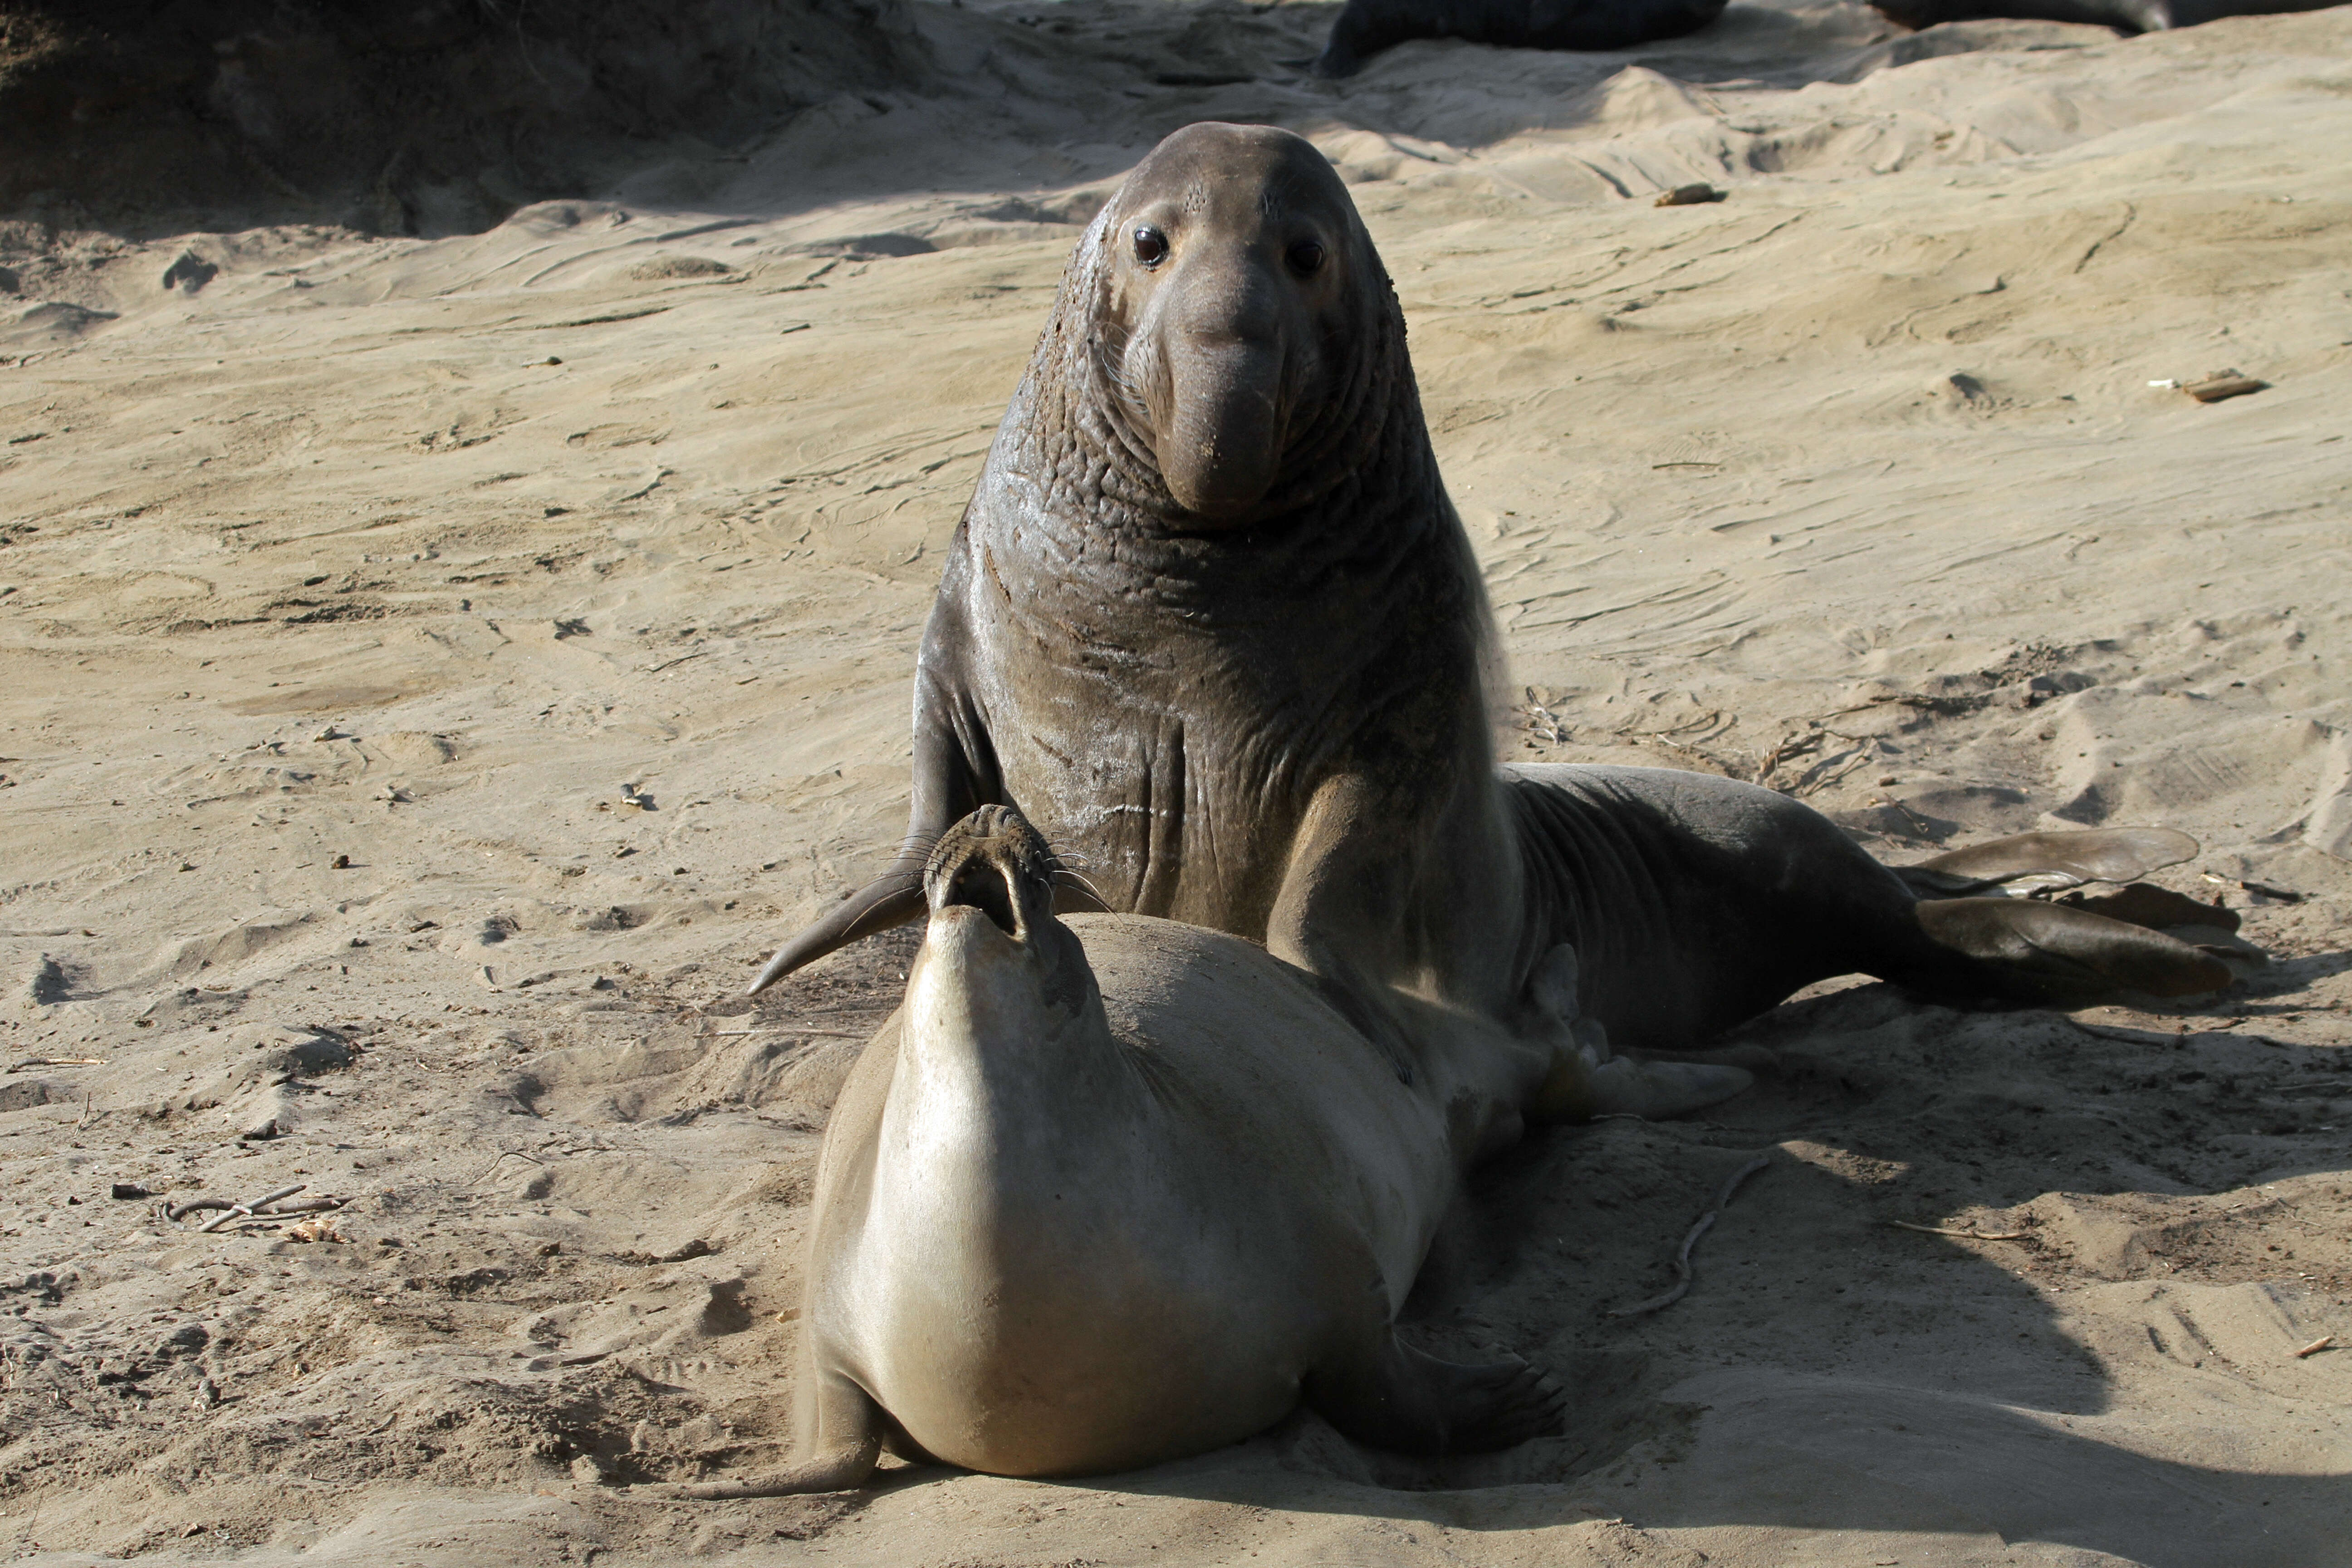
left=826, top=1015, right=1329, bottom=1476
left=856, top=917, right=1452, bottom=1474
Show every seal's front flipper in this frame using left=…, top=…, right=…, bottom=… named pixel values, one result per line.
left=748, top=872, right=927, bottom=996
left=665, top=1443, right=880, bottom=1499
left=750, top=698, right=995, bottom=995
left=1520, top=948, right=1752, bottom=1121
left=1899, top=827, right=2199, bottom=896
left=666, top=1375, right=883, bottom=1497
left=1583, top=1056, right=1754, bottom=1118
left=1909, top=896, right=2231, bottom=1002
left=1308, top=1334, right=1564, bottom=1456
left=1526, top=1038, right=1753, bottom=1121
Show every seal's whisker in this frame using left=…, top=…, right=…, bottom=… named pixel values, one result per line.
left=1052, top=868, right=1110, bottom=905
left=861, top=869, right=927, bottom=903
left=890, top=829, right=947, bottom=865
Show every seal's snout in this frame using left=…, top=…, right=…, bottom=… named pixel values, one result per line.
left=923, top=804, right=1058, bottom=944
left=943, top=855, right=1021, bottom=938
left=915, top=805, right=1097, bottom=1023
left=1135, top=263, right=1294, bottom=525
left=1100, top=123, right=1367, bottom=530
left=1161, top=338, right=1285, bottom=523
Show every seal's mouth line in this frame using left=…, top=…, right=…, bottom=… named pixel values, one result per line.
left=939, top=854, right=1026, bottom=942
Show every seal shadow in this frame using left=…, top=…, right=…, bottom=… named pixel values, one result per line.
left=977, top=978, right=2350, bottom=1568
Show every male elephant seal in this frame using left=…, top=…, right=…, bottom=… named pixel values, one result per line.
left=690, top=806, right=1563, bottom=1496
left=751, top=122, right=2229, bottom=1117
left=1869, top=0, right=2341, bottom=32
left=1306, top=0, right=1730, bottom=78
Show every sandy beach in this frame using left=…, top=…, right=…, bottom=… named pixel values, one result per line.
left=1, top=1, right=2347, bottom=1563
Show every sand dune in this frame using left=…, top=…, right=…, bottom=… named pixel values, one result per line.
left=1, top=2, right=2346, bottom=1563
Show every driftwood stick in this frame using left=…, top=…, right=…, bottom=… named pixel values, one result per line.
left=714, top=1026, right=869, bottom=1039
left=1885, top=1219, right=2027, bottom=1241
left=193, top=1183, right=309, bottom=1233
left=1611, top=1153, right=1772, bottom=1318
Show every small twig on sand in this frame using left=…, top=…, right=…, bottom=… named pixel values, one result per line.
left=2200, top=872, right=2304, bottom=904
left=1754, top=729, right=1823, bottom=784
left=166, top=1184, right=323, bottom=1233
left=2068, top=1022, right=2169, bottom=1046
left=1610, top=1154, right=1772, bottom=1318
left=467, top=1149, right=546, bottom=1186
left=715, top=1026, right=869, bottom=1039
left=197, top=1185, right=308, bottom=1232
left=7, top=1057, right=107, bottom=1072
left=1885, top=1220, right=2027, bottom=1241
left=2295, top=1335, right=2334, bottom=1358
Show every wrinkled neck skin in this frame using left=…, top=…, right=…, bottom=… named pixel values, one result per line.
left=981, top=201, right=1454, bottom=639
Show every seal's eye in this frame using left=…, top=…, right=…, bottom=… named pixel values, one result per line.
left=1286, top=240, right=1327, bottom=278
left=1132, top=225, right=1169, bottom=268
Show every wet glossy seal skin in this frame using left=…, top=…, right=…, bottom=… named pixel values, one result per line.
left=680, top=806, right=1565, bottom=1497
left=1308, top=0, right=1730, bottom=78
left=750, top=121, right=2231, bottom=1117
left=1869, top=0, right=2340, bottom=32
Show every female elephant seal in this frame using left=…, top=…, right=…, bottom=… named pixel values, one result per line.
left=1308, top=0, right=1730, bottom=79
left=692, top=806, right=1563, bottom=1496
left=751, top=121, right=2229, bottom=1118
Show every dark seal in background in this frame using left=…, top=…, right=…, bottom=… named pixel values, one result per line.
left=1309, top=0, right=1732, bottom=77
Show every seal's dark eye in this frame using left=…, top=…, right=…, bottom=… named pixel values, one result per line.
left=1132, top=225, right=1168, bottom=268
left=1286, top=240, right=1327, bottom=278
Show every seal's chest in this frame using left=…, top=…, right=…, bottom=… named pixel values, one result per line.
left=993, top=727, right=1299, bottom=930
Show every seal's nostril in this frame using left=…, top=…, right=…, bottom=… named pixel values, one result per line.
left=946, top=858, right=1022, bottom=939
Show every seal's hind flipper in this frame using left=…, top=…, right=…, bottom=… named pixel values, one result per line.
left=1909, top=896, right=2231, bottom=1002
left=2057, top=881, right=2241, bottom=934
left=1901, top=827, right=2199, bottom=895
left=1307, top=1335, right=1565, bottom=1456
